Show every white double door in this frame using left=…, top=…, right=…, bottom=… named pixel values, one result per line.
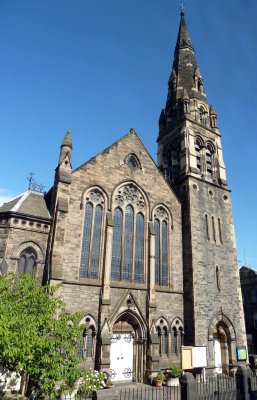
left=110, top=333, right=133, bottom=381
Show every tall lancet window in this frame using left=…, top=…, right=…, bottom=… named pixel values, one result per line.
left=80, top=190, right=104, bottom=279
left=195, top=136, right=203, bottom=174
left=206, top=142, right=215, bottom=178
left=111, top=183, right=146, bottom=283
left=154, top=206, right=169, bottom=286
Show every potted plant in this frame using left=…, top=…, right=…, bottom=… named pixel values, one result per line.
left=165, top=365, right=182, bottom=387
left=154, top=371, right=164, bottom=387
left=60, top=369, right=82, bottom=399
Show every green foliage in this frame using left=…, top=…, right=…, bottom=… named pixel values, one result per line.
left=76, top=369, right=106, bottom=396
left=169, top=365, right=183, bottom=378
left=0, top=273, right=84, bottom=397
left=155, top=371, right=164, bottom=381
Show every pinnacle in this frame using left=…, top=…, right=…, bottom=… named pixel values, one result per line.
left=209, top=105, right=217, bottom=115
left=62, top=130, right=72, bottom=148
left=175, top=9, right=193, bottom=51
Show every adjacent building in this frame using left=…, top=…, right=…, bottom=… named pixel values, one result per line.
left=240, top=266, right=257, bottom=355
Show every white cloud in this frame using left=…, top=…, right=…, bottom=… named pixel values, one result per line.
left=0, top=189, right=15, bottom=207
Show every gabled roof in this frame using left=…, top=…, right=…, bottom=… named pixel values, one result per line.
left=0, top=190, right=51, bottom=220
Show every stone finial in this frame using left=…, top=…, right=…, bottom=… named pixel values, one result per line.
left=61, top=130, right=72, bottom=148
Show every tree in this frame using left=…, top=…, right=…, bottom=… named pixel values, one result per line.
left=0, top=273, right=84, bottom=397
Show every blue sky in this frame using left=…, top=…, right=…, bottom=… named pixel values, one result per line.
left=0, top=0, right=256, bottom=269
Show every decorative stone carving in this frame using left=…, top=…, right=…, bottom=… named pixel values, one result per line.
left=136, top=200, right=145, bottom=210
left=123, top=185, right=138, bottom=202
left=89, top=190, right=103, bottom=204
left=155, top=207, right=168, bottom=220
left=115, top=184, right=145, bottom=209
left=115, top=194, right=124, bottom=205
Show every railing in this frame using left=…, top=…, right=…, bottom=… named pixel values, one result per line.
left=250, top=372, right=257, bottom=391
left=196, top=374, right=238, bottom=400
left=119, top=385, right=181, bottom=400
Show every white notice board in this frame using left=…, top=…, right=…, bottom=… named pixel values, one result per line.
left=192, top=346, right=207, bottom=368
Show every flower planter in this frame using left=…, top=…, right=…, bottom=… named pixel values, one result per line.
left=166, top=377, right=179, bottom=387
left=60, top=388, right=78, bottom=400
left=154, top=380, right=163, bottom=387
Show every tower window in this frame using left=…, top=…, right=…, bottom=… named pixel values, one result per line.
left=212, top=216, right=216, bottom=243
left=195, top=139, right=202, bottom=173
left=199, top=107, right=206, bottom=125
left=206, top=143, right=215, bottom=177
left=218, top=218, right=222, bottom=243
left=205, top=214, right=210, bottom=241
left=216, top=266, right=221, bottom=291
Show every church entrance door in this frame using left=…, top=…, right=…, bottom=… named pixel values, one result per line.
left=214, top=338, right=222, bottom=374
left=110, top=332, right=133, bottom=381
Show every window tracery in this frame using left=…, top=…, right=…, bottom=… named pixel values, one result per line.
left=111, top=184, right=145, bottom=283
left=156, top=318, right=169, bottom=356
left=80, top=189, right=105, bottom=279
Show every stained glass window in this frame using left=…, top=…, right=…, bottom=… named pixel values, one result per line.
left=80, top=202, right=103, bottom=279
left=111, top=205, right=145, bottom=283
left=90, top=205, right=103, bottom=278
left=162, top=222, right=168, bottom=286
left=155, top=218, right=168, bottom=286
left=135, top=213, right=144, bottom=283
left=155, top=220, right=160, bottom=285
left=123, top=206, right=134, bottom=281
left=161, top=327, right=168, bottom=355
left=111, top=208, right=123, bottom=280
left=80, top=203, right=93, bottom=277
left=18, top=256, right=26, bottom=274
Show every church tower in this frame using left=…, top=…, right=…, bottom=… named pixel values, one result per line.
left=157, top=10, right=247, bottom=372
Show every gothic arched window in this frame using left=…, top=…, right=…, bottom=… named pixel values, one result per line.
left=171, top=319, right=184, bottom=355
left=218, top=218, right=222, bottom=244
left=216, top=266, right=221, bottom=291
left=78, top=316, right=97, bottom=360
left=154, top=207, right=169, bottom=287
left=205, top=214, right=210, bottom=241
left=206, top=143, right=215, bottom=177
left=111, top=184, right=146, bottom=283
left=195, top=137, right=203, bottom=173
left=156, top=318, right=169, bottom=356
left=80, top=190, right=105, bottom=279
left=199, top=106, right=206, bottom=125
left=127, top=154, right=140, bottom=169
left=17, top=247, right=37, bottom=275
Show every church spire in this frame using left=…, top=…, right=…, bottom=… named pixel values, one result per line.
left=158, top=10, right=213, bottom=141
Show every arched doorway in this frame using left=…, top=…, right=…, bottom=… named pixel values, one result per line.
left=209, top=314, right=236, bottom=375
left=110, top=311, right=146, bottom=383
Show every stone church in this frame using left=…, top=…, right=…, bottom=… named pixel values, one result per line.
left=0, top=11, right=247, bottom=381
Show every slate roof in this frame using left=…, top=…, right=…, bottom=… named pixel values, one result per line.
left=0, top=191, right=51, bottom=220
